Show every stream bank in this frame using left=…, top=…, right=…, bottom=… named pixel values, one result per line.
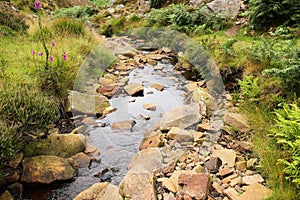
left=1, top=36, right=273, bottom=200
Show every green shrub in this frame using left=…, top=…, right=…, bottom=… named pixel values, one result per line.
left=52, top=6, right=97, bottom=20
left=147, top=4, right=226, bottom=35
left=32, top=26, right=54, bottom=41
left=238, top=76, right=260, bottom=99
left=247, top=37, right=300, bottom=95
left=0, top=83, right=59, bottom=135
left=52, top=18, right=86, bottom=37
left=244, top=0, right=300, bottom=30
left=90, top=0, right=110, bottom=7
left=271, top=104, right=300, bottom=187
left=0, top=121, right=21, bottom=176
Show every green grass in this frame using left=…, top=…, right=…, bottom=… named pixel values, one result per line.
left=239, top=102, right=300, bottom=200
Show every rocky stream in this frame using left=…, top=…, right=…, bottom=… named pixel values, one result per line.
left=1, top=35, right=273, bottom=200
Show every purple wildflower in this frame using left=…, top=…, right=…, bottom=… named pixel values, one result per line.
left=51, top=41, right=55, bottom=47
left=32, top=50, right=35, bottom=55
left=63, top=52, right=67, bottom=61
left=38, top=52, right=43, bottom=56
left=49, top=56, right=54, bottom=62
left=63, top=52, right=67, bottom=60
left=34, top=1, right=42, bottom=10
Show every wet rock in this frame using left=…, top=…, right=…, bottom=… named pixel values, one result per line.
left=0, top=190, right=13, bottom=200
left=128, top=148, right=163, bottom=173
left=143, top=103, right=157, bottom=111
left=242, top=174, right=264, bottom=185
left=21, top=156, right=76, bottom=184
left=224, top=112, right=250, bottom=133
left=68, top=152, right=92, bottom=168
left=84, top=143, right=99, bottom=154
left=157, top=177, right=177, bottom=193
left=207, top=0, right=240, bottom=19
left=98, top=77, right=115, bottom=86
left=102, top=106, right=117, bottom=116
left=124, top=83, right=144, bottom=96
left=139, top=134, right=164, bottom=150
left=111, top=120, right=136, bottom=131
left=6, top=183, right=23, bottom=200
left=74, top=182, right=120, bottom=200
left=69, top=91, right=110, bottom=115
left=24, top=134, right=86, bottom=158
left=167, top=127, right=194, bottom=142
left=177, top=173, right=210, bottom=200
left=97, top=85, right=120, bottom=98
left=70, top=125, right=86, bottom=134
left=204, top=157, right=222, bottom=173
left=119, top=172, right=157, bottom=200
left=151, top=83, right=164, bottom=91
left=154, top=65, right=164, bottom=70
left=160, top=105, right=201, bottom=130
left=211, top=149, right=236, bottom=167
left=7, top=152, right=23, bottom=169
left=81, top=117, right=96, bottom=125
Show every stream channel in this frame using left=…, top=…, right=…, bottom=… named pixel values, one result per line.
left=24, top=51, right=198, bottom=199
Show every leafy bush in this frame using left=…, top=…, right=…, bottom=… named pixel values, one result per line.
left=238, top=76, right=260, bottom=99
left=0, top=121, right=21, bottom=176
left=52, top=6, right=97, bottom=20
left=271, top=104, right=300, bottom=187
left=247, top=37, right=300, bottom=95
left=245, top=0, right=300, bottom=30
left=147, top=4, right=226, bottom=35
left=52, top=18, right=86, bottom=37
left=0, top=83, right=59, bottom=135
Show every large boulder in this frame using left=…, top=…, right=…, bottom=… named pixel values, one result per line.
left=24, top=134, right=86, bottom=158
left=69, top=91, right=110, bottom=115
left=21, top=156, right=76, bottom=184
left=119, top=172, right=157, bottom=200
left=128, top=148, right=163, bottom=173
left=160, top=105, right=201, bottom=130
left=74, top=182, right=120, bottom=200
left=206, top=0, right=240, bottom=19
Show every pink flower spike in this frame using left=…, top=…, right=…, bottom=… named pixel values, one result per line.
left=38, top=52, right=43, bottom=56
left=63, top=52, right=67, bottom=61
left=34, top=1, right=42, bottom=10
left=51, top=41, right=55, bottom=47
left=32, top=50, right=35, bottom=55
left=49, top=56, right=54, bottom=62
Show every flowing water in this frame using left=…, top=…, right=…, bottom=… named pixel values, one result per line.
left=24, top=58, right=190, bottom=199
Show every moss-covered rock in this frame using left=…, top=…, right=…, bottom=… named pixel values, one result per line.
left=24, top=134, right=86, bottom=158
left=21, top=156, right=76, bottom=184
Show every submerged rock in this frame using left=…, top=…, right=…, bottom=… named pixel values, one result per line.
left=111, top=120, right=136, bottom=131
left=24, top=134, right=86, bottom=158
left=74, top=182, right=120, bottom=200
left=21, top=156, right=76, bottom=184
